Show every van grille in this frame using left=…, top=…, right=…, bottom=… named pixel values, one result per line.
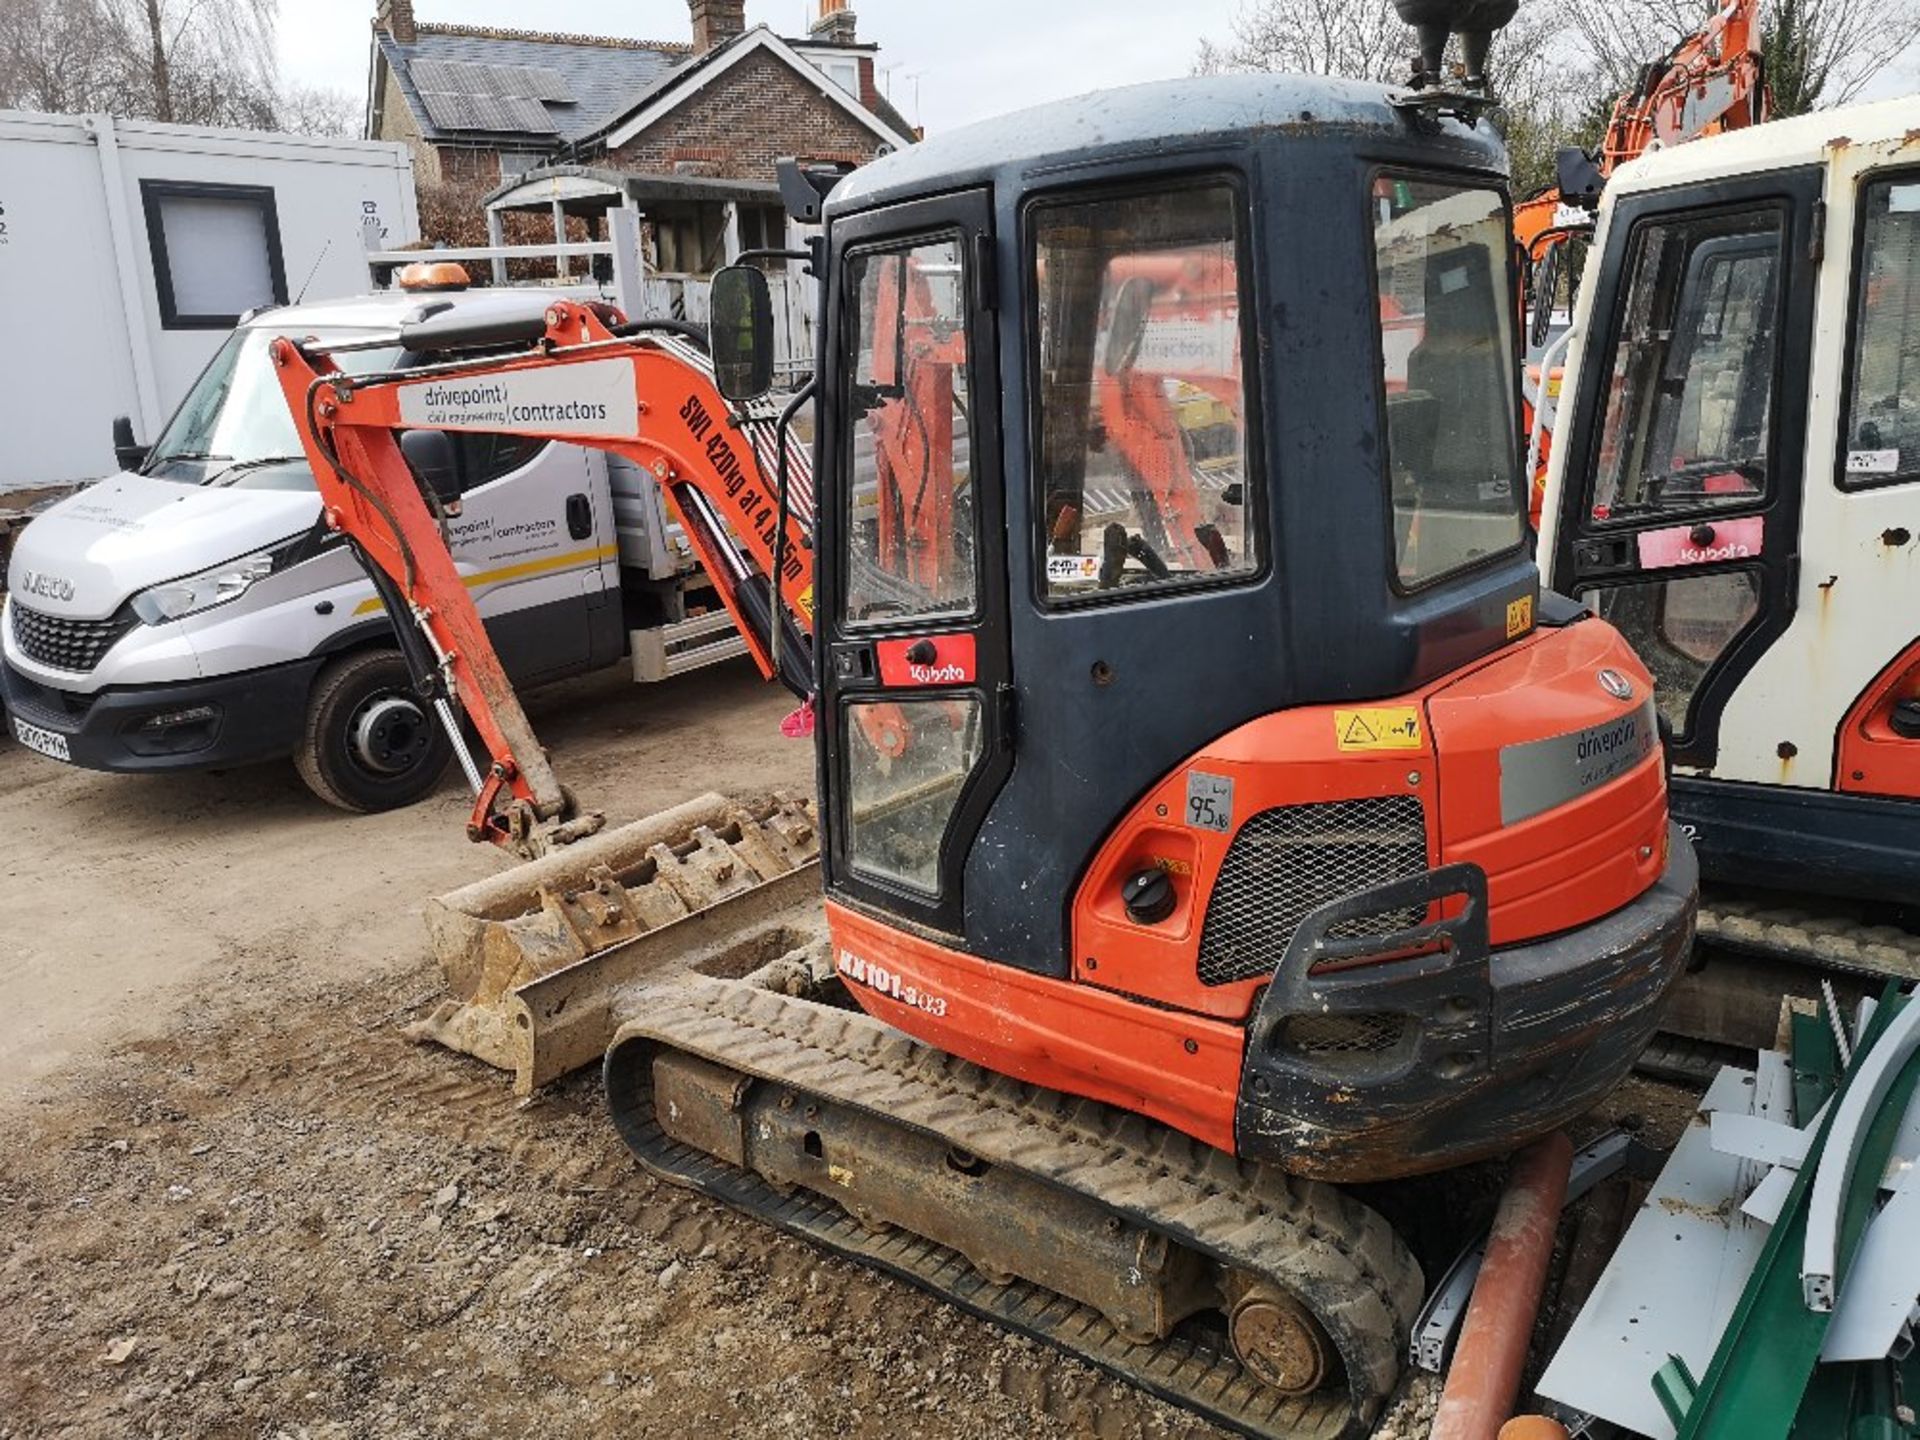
left=1196, top=796, right=1428, bottom=987
left=9, top=602, right=137, bottom=674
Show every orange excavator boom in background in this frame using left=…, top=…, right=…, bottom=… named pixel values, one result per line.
left=270, top=300, right=818, bottom=854
left=1514, top=0, right=1768, bottom=264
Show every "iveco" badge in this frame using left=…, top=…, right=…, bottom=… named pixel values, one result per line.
left=19, top=570, right=75, bottom=603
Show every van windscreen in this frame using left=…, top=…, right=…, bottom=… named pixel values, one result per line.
left=146, top=327, right=402, bottom=489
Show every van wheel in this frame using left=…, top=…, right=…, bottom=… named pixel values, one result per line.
left=294, top=650, right=452, bottom=813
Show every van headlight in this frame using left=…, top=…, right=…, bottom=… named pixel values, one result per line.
left=130, top=538, right=303, bottom=625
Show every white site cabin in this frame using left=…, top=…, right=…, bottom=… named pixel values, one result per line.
left=0, top=110, right=419, bottom=490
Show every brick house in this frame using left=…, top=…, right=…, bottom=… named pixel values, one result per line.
left=367, top=0, right=914, bottom=193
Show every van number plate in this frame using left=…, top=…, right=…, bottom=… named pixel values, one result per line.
left=11, top=715, right=71, bottom=762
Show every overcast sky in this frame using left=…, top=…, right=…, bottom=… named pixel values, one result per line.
left=278, top=1, right=1247, bottom=133
left=281, top=1, right=1920, bottom=133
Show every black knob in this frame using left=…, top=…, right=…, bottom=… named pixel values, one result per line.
left=904, top=638, right=937, bottom=665
left=1690, top=523, right=1716, bottom=547
left=1122, top=867, right=1176, bottom=925
left=1892, top=699, right=1920, bottom=740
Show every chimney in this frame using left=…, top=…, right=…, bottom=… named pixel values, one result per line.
left=689, top=0, right=746, bottom=52
left=810, top=0, right=857, bottom=44
left=373, top=0, right=416, bottom=44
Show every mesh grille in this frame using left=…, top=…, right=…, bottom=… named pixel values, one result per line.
left=9, top=603, right=137, bottom=674
left=1196, top=795, right=1428, bottom=987
left=1281, top=1012, right=1408, bottom=1055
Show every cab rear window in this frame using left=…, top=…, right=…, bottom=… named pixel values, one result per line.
left=1372, top=176, right=1524, bottom=587
left=1028, top=179, right=1257, bottom=603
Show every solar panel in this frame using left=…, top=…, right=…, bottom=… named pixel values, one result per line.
left=502, top=64, right=576, bottom=103
left=409, top=57, right=569, bottom=134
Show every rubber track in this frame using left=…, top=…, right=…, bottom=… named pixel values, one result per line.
left=605, top=976, right=1424, bottom=1440
left=1698, top=897, right=1920, bottom=981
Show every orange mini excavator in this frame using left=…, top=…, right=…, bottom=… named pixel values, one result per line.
left=274, top=11, right=1698, bottom=1432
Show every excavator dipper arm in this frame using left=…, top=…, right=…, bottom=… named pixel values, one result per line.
left=271, top=299, right=815, bottom=855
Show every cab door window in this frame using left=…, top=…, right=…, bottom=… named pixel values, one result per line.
left=1589, top=209, right=1783, bottom=521
left=1841, top=177, right=1920, bottom=489
left=837, top=231, right=986, bottom=900
left=1029, top=181, right=1256, bottom=602
left=841, top=236, right=976, bottom=624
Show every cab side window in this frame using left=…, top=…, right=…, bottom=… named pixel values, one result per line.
left=1841, top=177, right=1920, bottom=488
left=1372, top=176, right=1525, bottom=585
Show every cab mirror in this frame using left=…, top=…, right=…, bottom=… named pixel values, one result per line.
left=709, top=264, right=775, bottom=403
left=400, top=429, right=463, bottom=505
left=111, top=415, right=148, bottom=472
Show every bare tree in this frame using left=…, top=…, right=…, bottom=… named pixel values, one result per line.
left=275, top=83, right=361, bottom=138
left=0, top=0, right=356, bottom=137
left=95, top=0, right=281, bottom=126
left=1196, top=0, right=1412, bottom=81
left=1561, top=0, right=1919, bottom=113
left=0, top=0, right=120, bottom=113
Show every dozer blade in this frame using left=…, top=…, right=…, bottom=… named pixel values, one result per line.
left=406, top=790, right=823, bottom=1092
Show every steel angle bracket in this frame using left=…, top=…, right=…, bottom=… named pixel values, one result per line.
left=1668, top=990, right=1919, bottom=1440
left=1409, top=1130, right=1633, bottom=1372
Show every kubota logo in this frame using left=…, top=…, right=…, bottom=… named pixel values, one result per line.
left=908, top=662, right=967, bottom=684
left=19, top=570, right=74, bottom=603
left=1597, top=668, right=1634, bottom=701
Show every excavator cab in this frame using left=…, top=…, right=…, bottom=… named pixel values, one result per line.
left=1540, top=102, right=1920, bottom=912
left=707, top=75, right=1695, bottom=1166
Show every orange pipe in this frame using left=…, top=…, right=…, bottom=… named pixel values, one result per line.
left=1431, top=1131, right=1575, bottom=1440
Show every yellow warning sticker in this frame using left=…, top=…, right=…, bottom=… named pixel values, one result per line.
left=1334, top=707, right=1423, bottom=751
left=795, top=584, right=816, bottom=620
left=1506, top=594, right=1534, bottom=639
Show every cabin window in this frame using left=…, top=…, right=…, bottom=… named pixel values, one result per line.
left=1586, top=207, right=1783, bottom=520
left=1840, top=177, right=1920, bottom=489
left=839, top=232, right=978, bottom=625
left=1028, top=180, right=1257, bottom=603
left=141, top=181, right=287, bottom=330
left=1372, top=175, right=1524, bottom=587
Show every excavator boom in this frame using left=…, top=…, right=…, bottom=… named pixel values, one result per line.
left=272, top=300, right=815, bottom=854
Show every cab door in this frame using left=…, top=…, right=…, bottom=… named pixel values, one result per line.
left=815, top=188, right=1011, bottom=938
left=1548, top=170, right=1822, bottom=767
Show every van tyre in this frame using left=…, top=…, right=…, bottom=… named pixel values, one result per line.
left=295, top=650, right=452, bottom=813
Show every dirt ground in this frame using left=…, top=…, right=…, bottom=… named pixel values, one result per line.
left=0, top=659, right=1699, bottom=1440
left=0, top=661, right=1216, bottom=1440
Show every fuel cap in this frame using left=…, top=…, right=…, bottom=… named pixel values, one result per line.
left=1892, top=698, right=1920, bottom=740
left=1122, top=867, right=1176, bottom=925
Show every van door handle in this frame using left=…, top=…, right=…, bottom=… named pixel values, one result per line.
left=565, top=493, right=593, bottom=540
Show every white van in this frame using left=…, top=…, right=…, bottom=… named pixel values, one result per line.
left=1, top=283, right=743, bottom=811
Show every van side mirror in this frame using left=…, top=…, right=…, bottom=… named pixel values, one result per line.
left=400, top=429, right=463, bottom=505
left=709, top=264, right=776, bottom=403
left=111, top=415, right=148, bottom=472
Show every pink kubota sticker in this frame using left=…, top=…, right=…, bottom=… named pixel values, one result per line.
left=1636, top=514, right=1765, bottom=570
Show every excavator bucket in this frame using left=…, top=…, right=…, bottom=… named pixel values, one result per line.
left=405, top=790, right=823, bottom=1092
